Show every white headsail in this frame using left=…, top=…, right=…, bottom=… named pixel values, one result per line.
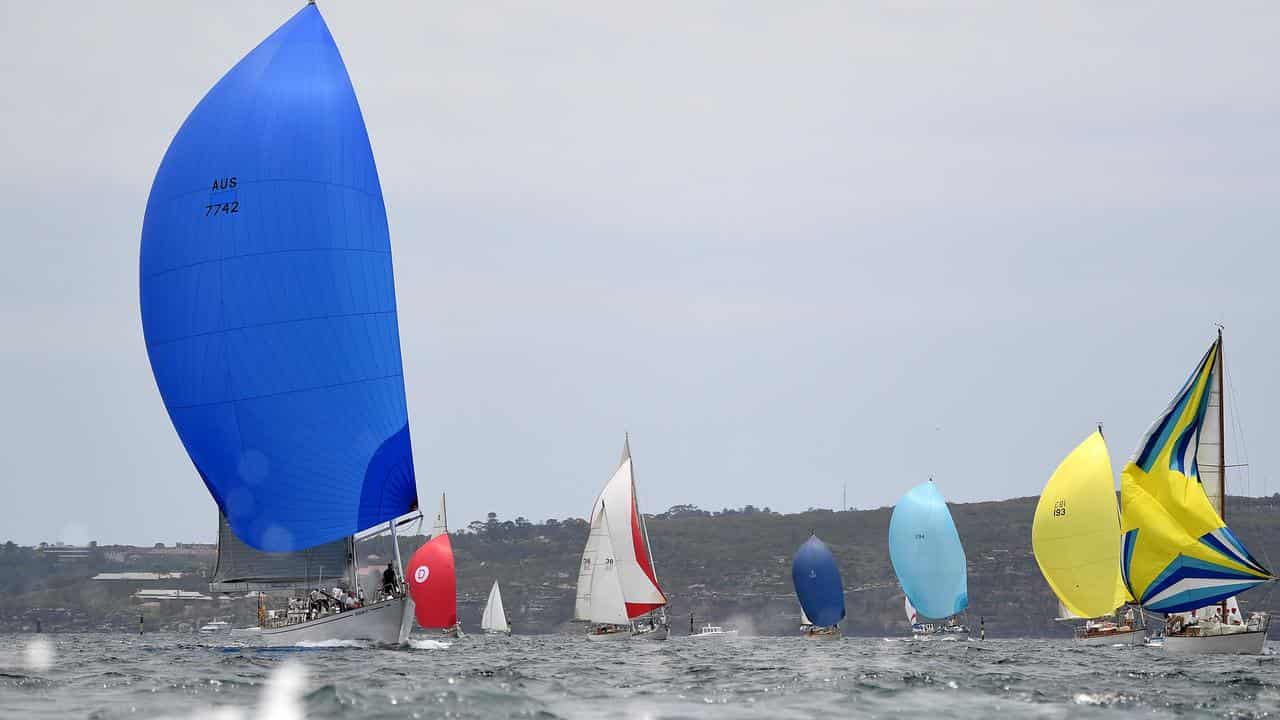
left=574, top=492, right=607, bottom=620
left=585, top=505, right=629, bottom=625
left=481, top=580, right=510, bottom=634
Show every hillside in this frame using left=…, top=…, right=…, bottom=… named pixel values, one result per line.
left=4, top=495, right=1280, bottom=636
left=439, top=494, right=1280, bottom=637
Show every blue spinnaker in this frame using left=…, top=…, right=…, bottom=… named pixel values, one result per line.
left=140, top=5, right=417, bottom=551
left=791, top=535, right=845, bottom=627
left=888, top=481, right=968, bottom=619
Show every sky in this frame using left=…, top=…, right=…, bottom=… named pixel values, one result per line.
left=1, top=2, right=1278, bottom=546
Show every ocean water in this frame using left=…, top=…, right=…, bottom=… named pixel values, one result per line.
left=0, top=633, right=1277, bottom=719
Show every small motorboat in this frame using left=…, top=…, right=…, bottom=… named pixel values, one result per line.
left=198, top=620, right=231, bottom=634
left=692, top=624, right=739, bottom=638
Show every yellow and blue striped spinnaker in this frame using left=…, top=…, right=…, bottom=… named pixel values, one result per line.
left=1119, top=338, right=1272, bottom=613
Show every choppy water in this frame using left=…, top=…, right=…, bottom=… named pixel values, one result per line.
left=1, top=632, right=1277, bottom=719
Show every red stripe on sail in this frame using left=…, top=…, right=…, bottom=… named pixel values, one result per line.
left=630, top=488, right=665, bottom=601
left=626, top=601, right=666, bottom=619
left=406, top=533, right=457, bottom=629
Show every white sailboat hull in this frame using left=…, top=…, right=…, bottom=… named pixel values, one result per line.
left=585, top=624, right=669, bottom=641
left=242, top=596, right=413, bottom=647
left=1164, top=629, right=1267, bottom=655
left=1073, top=627, right=1145, bottom=646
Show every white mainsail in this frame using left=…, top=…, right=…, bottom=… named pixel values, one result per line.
left=1195, top=347, right=1225, bottom=517
left=800, top=606, right=812, bottom=626
left=905, top=595, right=919, bottom=624
left=430, top=493, right=449, bottom=538
left=481, top=580, right=510, bottom=634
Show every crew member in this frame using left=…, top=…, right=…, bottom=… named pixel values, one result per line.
left=382, top=563, right=397, bottom=598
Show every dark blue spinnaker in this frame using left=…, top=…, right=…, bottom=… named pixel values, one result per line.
left=140, top=5, right=417, bottom=551
left=791, top=534, right=845, bottom=628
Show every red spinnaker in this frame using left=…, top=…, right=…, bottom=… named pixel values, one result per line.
left=407, top=533, right=457, bottom=629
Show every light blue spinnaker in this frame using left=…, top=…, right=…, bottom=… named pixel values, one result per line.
left=139, top=5, right=417, bottom=552
left=888, top=481, right=969, bottom=620
left=791, top=534, right=846, bottom=628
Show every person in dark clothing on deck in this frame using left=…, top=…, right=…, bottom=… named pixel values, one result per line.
left=382, top=563, right=397, bottom=598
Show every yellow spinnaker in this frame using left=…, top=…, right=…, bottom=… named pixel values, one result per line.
left=1033, top=431, right=1129, bottom=619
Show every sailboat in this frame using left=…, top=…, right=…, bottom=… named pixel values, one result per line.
left=139, top=2, right=420, bottom=646
left=1033, top=431, right=1143, bottom=645
left=791, top=534, right=845, bottom=639
left=574, top=436, right=670, bottom=641
left=889, top=481, right=970, bottom=639
left=1120, top=331, right=1274, bottom=654
left=408, top=494, right=463, bottom=638
left=481, top=581, right=512, bottom=635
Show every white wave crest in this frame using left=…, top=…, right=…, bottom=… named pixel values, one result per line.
left=151, top=661, right=307, bottom=720
left=292, top=639, right=364, bottom=648
left=24, top=637, right=54, bottom=672
left=407, top=638, right=452, bottom=650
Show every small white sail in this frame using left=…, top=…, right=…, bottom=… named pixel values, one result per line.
left=905, top=595, right=918, bottom=624
left=481, top=580, right=510, bottom=634
left=1056, top=600, right=1083, bottom=621
left=430, top=493, right=449, bottom=538
left=800, top=606, right=812, bottom=626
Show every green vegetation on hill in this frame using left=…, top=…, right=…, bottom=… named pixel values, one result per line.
left=438, top=496, right=1280, bottom=637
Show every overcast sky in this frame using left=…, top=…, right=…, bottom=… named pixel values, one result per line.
left=2, top=2, right=1277, bottom=546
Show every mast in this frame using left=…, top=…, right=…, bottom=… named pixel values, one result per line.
left=1217, top=327, right=1227, bottom=622
left=389, top=519, right=404, bottom=592
left=1217, top=328, right=1226, bottom=521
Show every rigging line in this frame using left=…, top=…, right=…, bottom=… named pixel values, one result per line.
left=1223, top=353, right=1252, bottom=496
left=1224, top=351, right=1274, bottom=574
